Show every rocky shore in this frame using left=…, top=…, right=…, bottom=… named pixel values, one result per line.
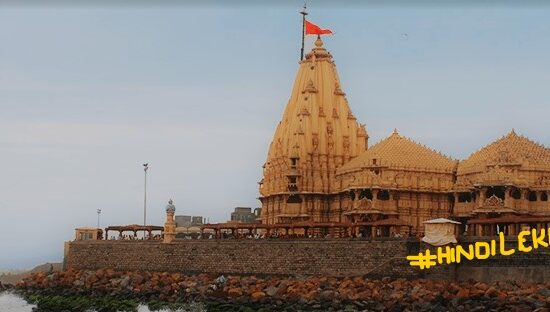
left=16, top=269, right=550, bottom=311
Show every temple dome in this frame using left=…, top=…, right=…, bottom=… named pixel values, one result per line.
left=337, top=130, right=457, bottom=175
left=458, top=130, right=550, bottom=175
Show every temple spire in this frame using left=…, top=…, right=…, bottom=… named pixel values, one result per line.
left=261, top=33, right=366, bottom=225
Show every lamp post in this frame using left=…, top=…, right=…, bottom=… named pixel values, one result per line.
left=143, top=163, right=149, bottom=226
left=96, top=209, right=102, bottom=228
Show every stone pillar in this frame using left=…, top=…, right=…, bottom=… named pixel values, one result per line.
left=522, top=189, right=529, bottom=211
left=163, top=199, right=177, bottom=243
left=504, top=186, right=511, bottom=208
left=478, top=188, right=486, bottom=208
left=453, top=192, right=458, bottom=205
left=372, top=189, right=379, bottom=209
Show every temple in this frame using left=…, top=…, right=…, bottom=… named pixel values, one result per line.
left=258, top=37, right=550, bottom=237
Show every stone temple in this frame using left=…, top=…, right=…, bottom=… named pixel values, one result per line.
left=259, top=37, right=550, bottom=237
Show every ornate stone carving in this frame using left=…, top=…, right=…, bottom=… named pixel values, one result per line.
left=334, top=82, right=345, bottom=96
left=484, top=195, right=504, bottom=207
left=302, top=79, right=318, bottom=94
left=343, top=136, right=350, bottom=153
left=353, top=197, right=372, bottom=210
left=312, top=133, right=319, bottom=150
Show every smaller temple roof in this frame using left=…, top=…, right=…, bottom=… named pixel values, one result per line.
left=337, top=130, right=456, bottom=174
left=459, top=130, right=550, bottom=174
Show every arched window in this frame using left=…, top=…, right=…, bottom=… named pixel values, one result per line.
left=511, top=187, right=522, bottom=200
left=458, top=192, right=472, bottom=203
left=486, top=186, right=505, bottom=200
left=360, top=189, right=373, bottom=200
left=528, top=191, right=538, bottom=202
left=287, top=194, right=302, bottom=203
left=377, top=190, right=390, bottom=201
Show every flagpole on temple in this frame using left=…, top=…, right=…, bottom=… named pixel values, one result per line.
left=300, top=4, right=308, bottom=61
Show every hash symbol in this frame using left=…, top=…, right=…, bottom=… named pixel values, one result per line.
left=406, top=249, right=437, bottom=270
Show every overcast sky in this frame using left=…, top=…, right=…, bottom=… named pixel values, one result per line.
left=1, top=1, right=550, bottom=268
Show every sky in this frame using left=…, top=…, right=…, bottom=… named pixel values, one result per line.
left=1, top=1, right=550, bottom=268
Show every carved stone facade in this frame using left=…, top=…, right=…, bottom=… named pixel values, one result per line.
left=334, top=130, right=457, bottom=235
left=259, top=39, right=550, bottom=236
left=453, top=131, right=550, bottom=236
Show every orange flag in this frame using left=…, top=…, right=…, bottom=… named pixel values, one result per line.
left=305, top=20, right=333, bottom=35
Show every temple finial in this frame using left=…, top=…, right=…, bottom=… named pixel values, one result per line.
left=315, top=35, right=323, bottom=47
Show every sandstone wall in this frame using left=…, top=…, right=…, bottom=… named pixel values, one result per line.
left=65, top=239, right=419, bottom=278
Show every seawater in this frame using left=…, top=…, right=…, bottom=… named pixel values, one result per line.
left=0, top=292, right=205, bottom=312
left=0, top=292, right=35, bottom=312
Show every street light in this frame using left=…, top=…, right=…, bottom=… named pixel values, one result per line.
left=143, top=163, right=149, bottom=226
left=96, top=209, right=102, bottom=228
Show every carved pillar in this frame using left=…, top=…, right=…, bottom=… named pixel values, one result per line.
left=372, top=189, right=379, bottom=209
left=522, top=189, right=529, bottom=211
left=300, top=195, right=306, bottom=216
left=352, top=189, right=358, bottom=210
left=504, top=186, right=511, bottom=208
left=478, top=188, right=486, bottom=208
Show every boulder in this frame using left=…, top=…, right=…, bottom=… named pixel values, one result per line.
left=251, top=291, right=266, bottom=301
left=264, top=285, right=279, bottom=297
left=227, top=287, right=243, bottom=298
left=320, top=290, right=336, bottom=302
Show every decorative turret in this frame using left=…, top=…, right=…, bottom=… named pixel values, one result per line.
left=260, top=37, right=367, bottom=225
left=163, top=199, right=176, bottom=243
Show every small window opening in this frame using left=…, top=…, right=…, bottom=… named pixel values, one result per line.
left=528, top=191, right=538, bottom=202
left=377, top=190, right=390, bottom=201
left=511, top=187, right=522, bottom=200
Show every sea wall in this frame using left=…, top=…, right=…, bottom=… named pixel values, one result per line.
left=65, top=239, right=419, bottom=278
left=64, top=237, right=550, bottom=282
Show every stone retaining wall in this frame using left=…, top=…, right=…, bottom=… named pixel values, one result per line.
left=65, top=237, right=550, bottom=282
left=65, top=239, right=419, bottom=278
